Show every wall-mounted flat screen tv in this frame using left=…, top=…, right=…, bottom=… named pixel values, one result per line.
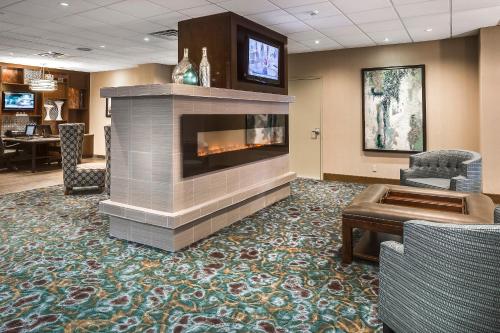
left=238, top=27, right=284, bottom=87
left=3, top=92, right=35, bottom=111
left=247, top=37, right=280, bottom=82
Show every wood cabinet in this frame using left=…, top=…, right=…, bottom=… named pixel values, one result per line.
left=0, top=63, right=90, bottom=134
left=178, top=12, right=288, bottom=95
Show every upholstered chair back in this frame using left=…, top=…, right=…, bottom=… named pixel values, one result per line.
left=409, top=150, right=481, bottom=179
left=104, top=125, right=111, bottom=195
left=59, top=123, right=85, bottom=187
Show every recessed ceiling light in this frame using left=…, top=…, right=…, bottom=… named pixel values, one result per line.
left=314, top=40, right=320, bottom=44
left=384, top=37, right=390, bottom=42
left=99, top=45, right=106, bottom=48
left=143, top=37, right=150, bottom=42
left=60, top=2, right=69, bottom=6
left=9, top=52, right=14, bottom=56
left=310, top=10, right=319, bottom=16
left=425, top=28, right=433, bottom=32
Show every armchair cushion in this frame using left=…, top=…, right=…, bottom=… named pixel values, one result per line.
left=405, top=177, right=450, bottom=190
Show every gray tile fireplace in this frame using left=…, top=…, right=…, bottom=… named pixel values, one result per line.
left=99, top=84, right=296, bottom=251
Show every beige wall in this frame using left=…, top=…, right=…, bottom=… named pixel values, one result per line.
left=89, top=63, right=173, bottom=155
left=289, top=37, right=480, bottom=181
left=479, top=26, right=500, bottom=194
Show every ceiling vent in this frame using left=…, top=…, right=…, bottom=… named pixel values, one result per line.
left=76, top=47, right=92, bottom=52
left=37, top=51, right=65, bottom=58
left=149, top=29, right=178, bottom=40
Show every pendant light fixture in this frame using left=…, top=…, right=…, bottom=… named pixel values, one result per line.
left=29, top=66, right=57, bottom=92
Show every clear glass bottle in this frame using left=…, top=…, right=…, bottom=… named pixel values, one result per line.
left=199, top=47, right=211, bottom=88
left=172, top=48, right=198, bottom=85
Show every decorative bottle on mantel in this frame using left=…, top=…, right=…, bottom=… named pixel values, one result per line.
left=172, top=48, right=198, bottom=85
left=199, top=47, right=211, bottom=88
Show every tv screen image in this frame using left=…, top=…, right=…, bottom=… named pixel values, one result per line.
left=3, top=92, right=35, bottom=110
left=248, top=37, right=279, bottom=81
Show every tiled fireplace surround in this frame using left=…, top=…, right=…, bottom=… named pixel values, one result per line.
left=100, top=84, right=296, bottom=251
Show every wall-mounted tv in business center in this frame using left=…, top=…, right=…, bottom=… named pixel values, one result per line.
left=2, top=92, right=35, bottom=111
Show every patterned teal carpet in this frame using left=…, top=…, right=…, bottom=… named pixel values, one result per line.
left=0, top=179, right=381, bottom=333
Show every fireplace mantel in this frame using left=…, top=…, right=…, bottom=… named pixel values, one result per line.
left=100, top=83, right=296, bottom=251
left=101, top=83, right=295, bottom=103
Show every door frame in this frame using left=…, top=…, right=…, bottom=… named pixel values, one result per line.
left=288, top=77, right=324, bottom=180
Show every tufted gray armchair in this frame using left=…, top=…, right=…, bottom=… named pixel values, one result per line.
left=59, top=123, right=106, bottom=195
left=400, top=150, right=482, bottom=192
left=379, top=217, right=500, bottom=333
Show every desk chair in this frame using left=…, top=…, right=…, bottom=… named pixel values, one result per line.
left=0, top=136, right=19, bottom=170
left=59, top=123, right=105, bottom=194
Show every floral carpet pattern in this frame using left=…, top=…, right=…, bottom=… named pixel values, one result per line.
left=0, top=179, right=380, bottom=333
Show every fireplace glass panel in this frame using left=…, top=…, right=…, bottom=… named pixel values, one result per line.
left=182, top=114, right=288, bottom=177
left=197, top=115, right=285, bottom=157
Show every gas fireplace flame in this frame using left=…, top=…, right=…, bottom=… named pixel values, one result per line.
left=198, top=143, right=265, bottom=156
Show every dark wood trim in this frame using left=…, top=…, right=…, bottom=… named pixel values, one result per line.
left=326, top=173, right=500, bottom=204
left=485, top=193, right=500, bottom=204
left=324, top=173, right=400, bottom=185
left=361, top=64, right=426, bottom=154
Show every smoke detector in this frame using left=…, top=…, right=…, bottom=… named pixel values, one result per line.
left=76, top=47, right=92, bottom=52
left=37, top=51, right=65, bottom=58
left=148, top=29, right=178, bottom=41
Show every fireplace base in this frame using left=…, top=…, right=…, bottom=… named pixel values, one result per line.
left=107, top=183, right=290, bottom=251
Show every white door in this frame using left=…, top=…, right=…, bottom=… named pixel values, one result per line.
left=289, top=78, right=322, bottom=179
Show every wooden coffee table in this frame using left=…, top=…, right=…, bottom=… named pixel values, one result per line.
left=341, top=184, right=494, bottom=264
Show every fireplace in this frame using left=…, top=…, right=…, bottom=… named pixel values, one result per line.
left=182, top=114, right=288, bottom=177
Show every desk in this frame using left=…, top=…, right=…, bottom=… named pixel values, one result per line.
left=3, top=136, right=61, bottom=172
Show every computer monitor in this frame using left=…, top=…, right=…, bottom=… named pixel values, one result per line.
left=25, top=124, right=36, bottom=136
left=37, top=124, right=52, bottom=137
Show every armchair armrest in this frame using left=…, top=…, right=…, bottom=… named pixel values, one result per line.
left=400, top=168, right=418, bottom=185
left=380, top=220, right=500, bottom=332
left=450, top=175, right=481, bottom=192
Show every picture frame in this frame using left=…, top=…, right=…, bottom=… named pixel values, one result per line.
left=362, top=65, right=426, bottom=153
left=105, top=98, right=111, bottom=118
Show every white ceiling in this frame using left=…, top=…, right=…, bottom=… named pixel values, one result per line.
left=0, top=0, right=498, bottom=72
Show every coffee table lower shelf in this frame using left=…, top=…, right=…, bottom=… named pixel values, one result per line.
left=342, top=217, right=403, bottom=264
left=352, top=231, right=402, bottom=262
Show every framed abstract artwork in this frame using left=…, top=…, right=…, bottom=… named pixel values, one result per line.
left=362, top=65, right=426, bottom=153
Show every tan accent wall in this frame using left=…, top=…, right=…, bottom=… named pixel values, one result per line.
left=479, top=26, right=500, bottom=194
left=89, top=63, right=173, bottom=155
left=289, top=37, right=480, bottom=182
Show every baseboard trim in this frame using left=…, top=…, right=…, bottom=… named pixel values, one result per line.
left=323, top=173, right=400, bottom=185
left=324, top=173, right=500, bottom=204
left=94, top=154, right=105, bottom=159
